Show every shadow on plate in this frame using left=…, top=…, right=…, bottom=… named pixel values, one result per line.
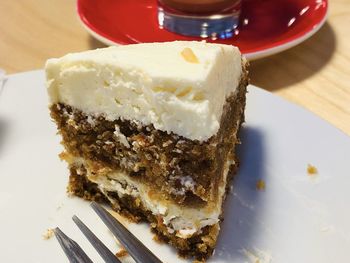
left=213, top=126, right=267, bottom=262
left=0, top=118, right=9, bottom=156
left=249, top=22, right=336, bottom=91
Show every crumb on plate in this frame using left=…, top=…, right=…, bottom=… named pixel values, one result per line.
left=307, top=164, right=318, bottom=176
left=43, top=228, right=54, bottom=240
left=256, top=179, right=266, bottom=191
left=115, top=248, right=128, bottom=258
left=241, top=248, right=273, bottom=263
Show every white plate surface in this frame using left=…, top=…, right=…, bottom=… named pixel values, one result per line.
left=0, top=71, right=349, bottom=263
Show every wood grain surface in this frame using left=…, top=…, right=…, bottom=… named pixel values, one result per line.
left=0, top=0, right=349, bottom=136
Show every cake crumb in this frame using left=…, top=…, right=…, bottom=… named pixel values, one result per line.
left=320, top=225, right=335, bottom=233
left=43, top=228, right=54, bottom=240
left=307, top=164, right=318, bottom=176
left=181, top=48, right=199, bottom=63
left=108, top=209, right=132, bottom=224
left=114, top=125, right=130, bottom=148
left=59, top=151, right=74, bottom=162
left=115, top=248, right=128, bottom=258
left=241, top=248, right=272, bottom=263
left=153, top=234, right=165, bottom=244
left=256, top=179, right=266, bottom=191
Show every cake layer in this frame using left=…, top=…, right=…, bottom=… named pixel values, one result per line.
left=46, top=41, right=243, bottom=141
left=69, top=157, right=234, bottom=238
left=67, top=157, right=237, bottom=260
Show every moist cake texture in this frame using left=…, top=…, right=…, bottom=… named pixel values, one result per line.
left=46, top=41, right=248, bottom=261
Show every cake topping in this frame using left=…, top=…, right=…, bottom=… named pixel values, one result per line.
left=181, top=47, right=199, bottom=63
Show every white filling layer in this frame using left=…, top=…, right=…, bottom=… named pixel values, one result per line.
left=75, top=158, right=233, bottom=239
left=46, top=41, right=243, bottom=141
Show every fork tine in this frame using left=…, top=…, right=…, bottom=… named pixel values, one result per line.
left=91, top=202, right=163, bottom=263
left=53, top=227, right=93, bottom=263
left=72, top=215, right=121, bottom=263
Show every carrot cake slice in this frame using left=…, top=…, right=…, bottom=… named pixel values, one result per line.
left=46, top=41, right=248, bottom=260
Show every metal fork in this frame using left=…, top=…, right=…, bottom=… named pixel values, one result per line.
left=54, top=202, right=162, bottom=263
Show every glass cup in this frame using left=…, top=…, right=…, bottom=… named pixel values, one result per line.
left=157, top=0, right=242, bottom=39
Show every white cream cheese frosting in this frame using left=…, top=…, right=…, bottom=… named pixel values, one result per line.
left=46, top=41, right=243, bottom=141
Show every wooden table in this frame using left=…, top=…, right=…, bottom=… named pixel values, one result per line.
left=1, top=0, right=349, bottom=136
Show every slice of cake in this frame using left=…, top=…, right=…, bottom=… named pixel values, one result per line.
left=46, top=41, right=248, bottom=260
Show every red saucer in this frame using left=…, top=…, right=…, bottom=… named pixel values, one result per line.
left=77, top=0, right=328, bottom=60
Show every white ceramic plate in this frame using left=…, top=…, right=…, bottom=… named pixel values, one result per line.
left=1, top=71, right=349, bottom=263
